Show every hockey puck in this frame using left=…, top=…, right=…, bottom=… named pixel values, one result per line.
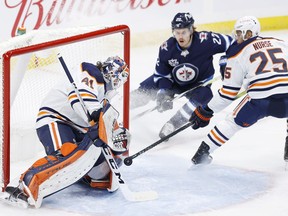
left=124, top=157, right=133, bottom=166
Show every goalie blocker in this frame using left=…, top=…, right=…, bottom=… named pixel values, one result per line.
left=1, top=102, right=131, bottom=209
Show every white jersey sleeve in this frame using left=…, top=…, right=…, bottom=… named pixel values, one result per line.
left=36, top=63, right=106, bottom=131
left=208, top=37, right=288, bottom=113
left=208, top=55, right=245, bottom=113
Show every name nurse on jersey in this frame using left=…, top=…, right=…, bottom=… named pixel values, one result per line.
left=253, top=41, right=273, bottom=50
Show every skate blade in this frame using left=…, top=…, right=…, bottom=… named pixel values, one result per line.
left=0, top=192, right=28, bottom=208
left=285, top=160, right=288, bottom=171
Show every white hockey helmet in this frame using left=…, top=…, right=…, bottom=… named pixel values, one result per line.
left=102, top=56, right=129, bottom=90
left=234, top=16, right=260, bottom=40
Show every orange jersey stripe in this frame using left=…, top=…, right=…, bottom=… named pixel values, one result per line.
left=37, top=111, right=49, bottom=117
left=211, top=129, right=225, bottom=144
left=68, top=93, right=95, bottom=101
left=80, top=93, right=96, bottom=98
left=51, top=122, right=60, bottom=150
left=68, top=94, right=78, bottom=101
left=220, top=88, right=238, bottom=96
left=249, top=78, right=288, bottom=89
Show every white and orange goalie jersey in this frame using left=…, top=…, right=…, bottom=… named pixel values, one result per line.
left=36, top=62, right=106, bottom=132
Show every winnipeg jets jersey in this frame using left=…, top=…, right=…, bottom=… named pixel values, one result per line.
left=154, top=31, right=232, bottom=89
left=36, top=62, right=106, bottom=132
left=208, top=36, right=288, bottom=112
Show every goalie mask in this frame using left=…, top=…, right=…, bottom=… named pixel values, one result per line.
left=102, top=56, right=129, bottom=91
left=233, top=16, right=260, bottom=41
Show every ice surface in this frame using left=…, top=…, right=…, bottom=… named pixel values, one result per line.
left=1, top=30, right=288, bottom=216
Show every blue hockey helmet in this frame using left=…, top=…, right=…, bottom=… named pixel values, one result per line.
left=171, top=13, right=194, bottom=30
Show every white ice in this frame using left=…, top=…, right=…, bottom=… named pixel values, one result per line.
left=1, top=30, right=288, bottom=216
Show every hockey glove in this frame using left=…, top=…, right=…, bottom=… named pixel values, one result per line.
left=189, top=105, right=214, bottom=130
left=111, top=127, right=131, bottom=154
left=91, top=108, right=102, bottom=122
left=86, top=124, right=103, bottom=147
left=87, top=109, right=104, bottom=146
left=156, top=89, right=174, bottom=112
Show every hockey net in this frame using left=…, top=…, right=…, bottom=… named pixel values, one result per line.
left=0, top=25, right=130, bottom=190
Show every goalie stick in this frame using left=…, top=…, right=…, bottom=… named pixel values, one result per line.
left=131, top=75, right=221, bottom=120
left=58, top=54, right=158, bottom=201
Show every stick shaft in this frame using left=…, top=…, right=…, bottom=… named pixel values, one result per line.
left=129, top=122, right=193, bottom=160
left=58, top=53, right=92, bottom=122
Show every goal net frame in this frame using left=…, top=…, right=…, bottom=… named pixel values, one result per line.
left=0, top=25, right=130, bottom=190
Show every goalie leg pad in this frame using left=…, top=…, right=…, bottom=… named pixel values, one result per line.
left=87, top=171, right=119, bottom=192
left=86, top=155, right=115, bottom=190
left=20, top=136, right=102, bottom=208
left=85, top=151, right=126, bottom=192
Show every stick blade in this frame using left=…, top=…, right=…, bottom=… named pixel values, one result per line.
left=120, top=185, right=158, bottom=201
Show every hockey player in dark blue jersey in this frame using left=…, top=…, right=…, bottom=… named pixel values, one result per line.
left=130, top=12, right=233, bottom=138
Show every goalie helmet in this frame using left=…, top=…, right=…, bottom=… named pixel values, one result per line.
left=102, top=56, right=129, bottom=90
left=171, top=12, right=194, bottom=30
left=234, top=16, right=260, bottom=40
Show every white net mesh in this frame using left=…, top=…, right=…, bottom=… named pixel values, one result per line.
left=0, top=25, right=129, bottom=188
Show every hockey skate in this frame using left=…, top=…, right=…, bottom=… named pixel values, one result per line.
left=159, top=121, right=175, bottom=140
left=191, top=142, right=213, bottom=165
left=159, top=113, right=187, bottom=140
left=0, top=186, right=29, bottom=208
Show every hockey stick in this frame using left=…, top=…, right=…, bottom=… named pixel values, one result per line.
left=124, top=121, right=193, bottom=166
left=58, top=54, right=158, bottom=201
left=132, top=75, right=221, bottom=120
left=125, top=89, right=248, bottom=166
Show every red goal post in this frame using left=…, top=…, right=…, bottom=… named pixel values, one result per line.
left=0, top=25, right=130, bottom=190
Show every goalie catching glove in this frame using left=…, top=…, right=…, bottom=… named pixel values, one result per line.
left=189, top=105, right=214, bottom=129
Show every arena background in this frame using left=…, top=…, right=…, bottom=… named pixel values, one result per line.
left=1, top=0, right=288, bottom=46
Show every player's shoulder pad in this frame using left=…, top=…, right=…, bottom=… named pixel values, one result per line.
left=81, top=62, right=105, bottom=83
left=226, top=37, right=258, bottom=58
left=195, top=31, right=232, bottom=45
left=159, top=37, right=175, bottom=52
left=194, top=31, right=214, bottom=43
